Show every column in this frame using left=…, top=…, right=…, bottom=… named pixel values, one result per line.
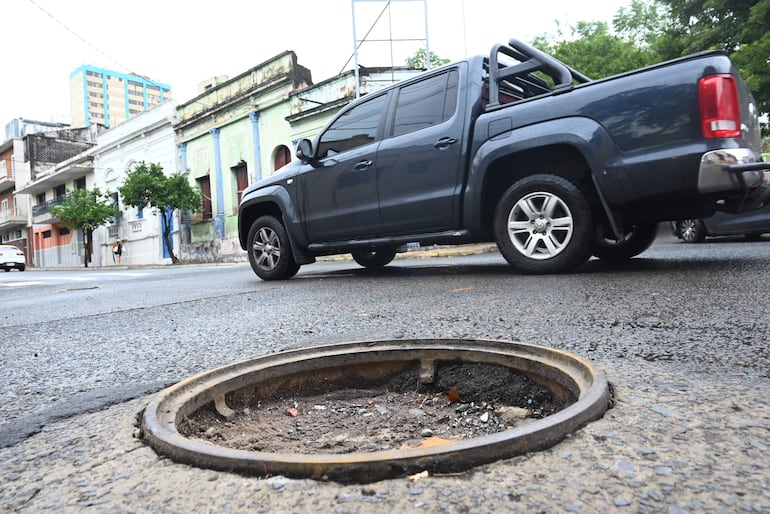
left=249, top=112, right=263, bottom=182
left=209, top=128, right=226, bottom=239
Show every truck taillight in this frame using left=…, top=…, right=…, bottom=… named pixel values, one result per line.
left=699, top=74, right=741, bottom=138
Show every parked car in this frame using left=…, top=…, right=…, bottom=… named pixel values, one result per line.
left=0, top=245, right=26, bottom=271
left=671, top=202, right=770, bottom=243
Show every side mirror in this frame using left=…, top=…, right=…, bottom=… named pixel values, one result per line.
left=296, top=139, right=314, bottom=164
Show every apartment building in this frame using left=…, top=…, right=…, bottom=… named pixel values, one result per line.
left=0, top=138, right=30, bottom=261
left=70, top=65, right=171, bottom=129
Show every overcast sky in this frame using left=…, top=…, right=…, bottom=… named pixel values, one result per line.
left=2, top=0, right=630, bottom=128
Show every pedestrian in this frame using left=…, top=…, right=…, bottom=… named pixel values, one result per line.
left=112, top=238, right=123, bottom=264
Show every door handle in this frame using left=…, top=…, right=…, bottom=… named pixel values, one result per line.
left=433, top=137, right=458, bottom=149
left=355, top=160, right=373, bottom=170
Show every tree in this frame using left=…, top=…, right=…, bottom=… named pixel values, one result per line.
left=656, top=0, right=770, bottom=114
left=50, top=188, right=119, bottom=268
left=405, top=48, right=450, bottom=69
left=119, top=162, right=202, bottom=264
left=532, top=21, right=660, bottom=79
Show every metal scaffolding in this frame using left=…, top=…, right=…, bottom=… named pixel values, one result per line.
left=350, top=0, right=430, bottom=98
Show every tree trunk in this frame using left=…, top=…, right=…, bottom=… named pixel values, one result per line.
left=82, top=227, right=91, bottom=268
left=163, top=211, right=179, bottom=264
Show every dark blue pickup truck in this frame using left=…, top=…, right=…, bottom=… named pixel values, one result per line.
left=238, top=39, right=770, bottom=280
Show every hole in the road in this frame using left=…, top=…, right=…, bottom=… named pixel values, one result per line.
left=142, top=339, right=609, bottom=483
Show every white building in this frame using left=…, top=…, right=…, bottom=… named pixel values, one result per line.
left=93, top=101, right=178, bottom=267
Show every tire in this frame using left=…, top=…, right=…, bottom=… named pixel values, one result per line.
left=19, top=264, right=25, bottom=272
left=246, top=216, right=301, bottom=280
left=494, top=174, right=593, bottom=274
left=351, top=247, right=397, bottom=268
left=592, top=222, right=658, bottom=261
left=678, top=219, right=705, bottom=243
left=2, top=268, right=8, bottom=272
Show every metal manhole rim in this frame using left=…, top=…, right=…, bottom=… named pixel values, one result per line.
left=142, top=338, right=610, bottom=480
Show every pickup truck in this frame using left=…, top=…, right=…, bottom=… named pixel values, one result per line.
left=238, top=39, right=770, bottom=280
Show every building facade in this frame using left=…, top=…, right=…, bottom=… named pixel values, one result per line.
left=92, top=101, right=178, bottom=267
left=0, top=138, right=31, bottom=262
left=15, top=125, right=105, bottom=267
left=174, top=51, right=312, bottom=262
left=5, top=118, right=70, bottom=142
left=15, top=104, right=178, bottom=268
left=70, top=65, right=171, bottom=129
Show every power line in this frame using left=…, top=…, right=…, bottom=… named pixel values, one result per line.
left=27, top=0, right=135, bottom=75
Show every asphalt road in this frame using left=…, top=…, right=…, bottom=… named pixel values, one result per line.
left=1, top=234, right=768, bottom=512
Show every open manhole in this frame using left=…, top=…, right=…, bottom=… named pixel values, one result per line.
left=142, top=339, right=610, bottom=483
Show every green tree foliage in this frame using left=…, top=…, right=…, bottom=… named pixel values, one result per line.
left=656, top=0, right=770, bottom=114
left=50, top=188, right=119, bottom=268
left=533, top=18, right=660, bottom=79
left=531, top=0, right=768, bottom=122
left=405, top=48, right=450, bottom=69
left=612, top=0, right=668, bottom=48
left=119, top=162, right=202, bottom=264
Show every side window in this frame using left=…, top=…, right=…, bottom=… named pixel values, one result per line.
left=317, top=93, right=388, bottom=158
left=392, top=70, right=459, bottom=138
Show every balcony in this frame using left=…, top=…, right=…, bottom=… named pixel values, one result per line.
left=32, top=196, right=66, bottom=224
left=0, top=175, right=15, bottom=194
left=0, top=210, right=26, bottom=229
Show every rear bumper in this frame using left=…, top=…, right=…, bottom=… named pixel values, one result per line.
left=698, top=148, right=770, bottom=212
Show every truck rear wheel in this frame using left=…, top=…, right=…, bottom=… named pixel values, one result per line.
left=592, top=222, right=658, bottom=261
left=494, top=175, right=593, bottom=274
left=247, top=216, right=301, bottom=280
left=351, top=248, right=397, bottom=268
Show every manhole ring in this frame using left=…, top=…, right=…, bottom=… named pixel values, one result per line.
left=142, top=339, right=609, bottom=483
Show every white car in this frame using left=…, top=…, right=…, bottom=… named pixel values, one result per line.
left=0, top=245, right=26, bottom=272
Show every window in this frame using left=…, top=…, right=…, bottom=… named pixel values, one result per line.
left=36, top=193, right=46, bottom=205
left=75, top=177, right=86, bottom=190
left=232, top=164, right=249, bottom=206
left=392, top=70, right=459, bottom=138
left=59, top=227, right=70, bottom=236
left=42, top=230, right=52, bottom=238
left=197, top=176, right=213, bottom=220
left=274, top=145, right=291, bottom=171
left=54, top=185, right=66, bottom=198
left=317, top=93, right=388, bottom=157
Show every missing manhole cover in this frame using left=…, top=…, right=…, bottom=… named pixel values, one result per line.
left=179, top=361, right=563, bottom=454
left=142, top=339, right=609, bottom=483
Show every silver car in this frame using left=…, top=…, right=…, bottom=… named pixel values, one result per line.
left=0, top=245, right=26, bottom=271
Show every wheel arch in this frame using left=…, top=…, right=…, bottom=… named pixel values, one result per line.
left=238, top=186, right=313, bottom=263
left=466, top=118, right=622, bottom=235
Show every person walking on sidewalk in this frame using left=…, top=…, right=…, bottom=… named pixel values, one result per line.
left=112, top=239, right=123, bottom=265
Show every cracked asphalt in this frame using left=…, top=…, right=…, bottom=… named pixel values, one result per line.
left=1, top=233, right=768, bottom=513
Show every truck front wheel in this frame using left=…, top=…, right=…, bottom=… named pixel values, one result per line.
left=494, top=175, right=593, bottom=274
left=247, top=216, right=301, bottom=280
